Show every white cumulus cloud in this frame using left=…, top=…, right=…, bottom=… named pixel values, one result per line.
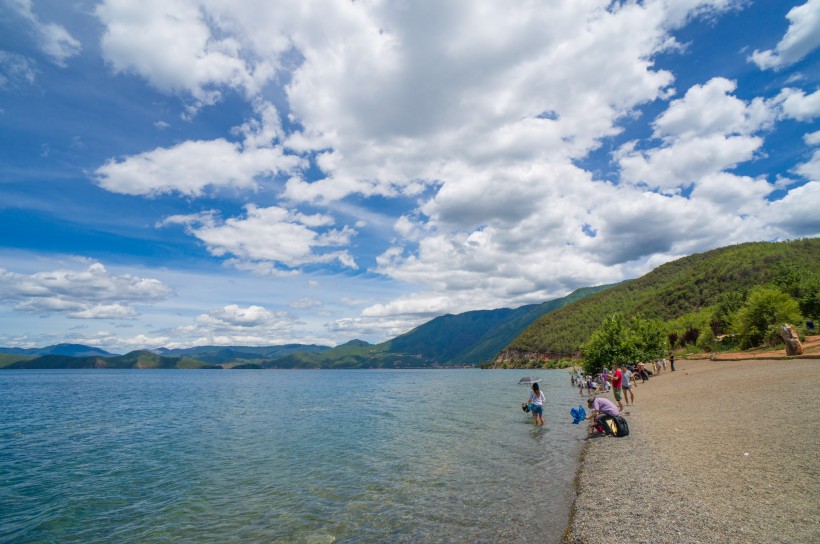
left=80, top=0, right=820, bottom=343
left=0, top=263, right=172, bottom=319
left=617, top=78, right=774, bottom=192
left=158, top=304, right=313, bottom=347
left=774, top=88, right=820, bottom=121
left=95, top=134, right=303, bottom=197
left=750, top=0, right=820, bottom=70
left=161, top=204, right=357, bottom=271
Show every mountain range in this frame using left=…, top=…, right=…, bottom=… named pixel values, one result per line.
left=0, top=343, right=117, bottom=357
left=0, top=285, right=612, bottom=369
left=2, top=239, right=817, bottom=370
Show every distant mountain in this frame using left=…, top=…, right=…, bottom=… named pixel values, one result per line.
left=0, top=285, right=610, bottom=370
left=158, top=344, right=330, bottom=364
left=384, top=285, right=615, bottom=365
left=262, top=286, right=615, bottom=369
left=0, top=353, right=36, bottom=368
left=264, top=339, right=394, bottom=369
left=495, top=238, right=820, bottom=365
left=0, top=343, right=118, bottom=357
left=2, top=350, right=219, bottom=370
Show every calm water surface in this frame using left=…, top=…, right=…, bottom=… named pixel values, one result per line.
left=1, top=369, right=585, bottom=543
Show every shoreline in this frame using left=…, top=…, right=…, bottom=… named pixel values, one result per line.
left=562, top=358, right=820, bottom=544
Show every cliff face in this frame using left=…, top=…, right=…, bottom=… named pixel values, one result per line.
left=491, top=348, right=577, bottom=368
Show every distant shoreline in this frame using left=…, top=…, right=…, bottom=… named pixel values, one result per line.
left=563, top=357, right=820, bottom=544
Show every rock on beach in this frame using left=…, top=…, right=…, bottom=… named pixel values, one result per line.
left=564, top=358, right=820, bottom=544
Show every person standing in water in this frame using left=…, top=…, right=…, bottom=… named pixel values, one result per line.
left=528, top=383, right=545, bottom=425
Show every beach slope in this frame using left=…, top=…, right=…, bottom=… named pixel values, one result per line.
left=564, top=358, right=820, bottom=544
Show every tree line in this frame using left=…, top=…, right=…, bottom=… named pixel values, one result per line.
left=581, top=263, right=818, bottom=373
left=503, top=239, right=819, bottom=370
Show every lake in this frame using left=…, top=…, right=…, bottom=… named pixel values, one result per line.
left=0, top=369, right=585, bottom=543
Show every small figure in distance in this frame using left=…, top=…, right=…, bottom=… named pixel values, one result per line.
left=586, top=375, right=598, bottom=395
left=637, top=362, right=650, bottom=382
left=528, top=382, right=545, bottom=425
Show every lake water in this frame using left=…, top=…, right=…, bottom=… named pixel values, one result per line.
left=0, top=369, right=585, bottom=543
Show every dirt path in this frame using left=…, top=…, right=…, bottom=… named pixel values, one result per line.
left=691, top=334, right=820, bottom=360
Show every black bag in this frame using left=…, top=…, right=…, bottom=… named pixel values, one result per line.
left=600, top=416, right=618, bottom=435
left=614, top=415, right=629, bottom=437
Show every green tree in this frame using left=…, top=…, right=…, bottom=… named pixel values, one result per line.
left=712, top=291, right=746, bottom=334
left=582, top=313, right=667, bottom=373
left=697, top=324, right=716, bottom=351
left=581, top=313, right=630, bottom=374
left=797, top=274, right=820, bottom=322
left=773, top=263, right=820, bottom=323
left=732, top=286, right=802, bottom=348
left=629, top=315, right=668, bottom=362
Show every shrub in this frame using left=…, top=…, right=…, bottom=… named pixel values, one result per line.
left=732, top=286, right=802, bottom=348
left=681, top=327, right=700, bottom=345
left=697, top=325, right=716, bottom=351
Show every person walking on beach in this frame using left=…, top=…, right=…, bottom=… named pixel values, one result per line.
left=670, top=352, right=675, bottom=371
left=609, top=364, right=624, bottom=412
left=528, top=382, right=545, bottom=425
left=623, top=365, right=635, bottom=405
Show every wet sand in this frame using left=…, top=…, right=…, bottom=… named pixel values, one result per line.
left=563, top=358, right=820, bottom=544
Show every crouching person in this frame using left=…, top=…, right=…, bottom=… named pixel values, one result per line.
left=587, top=396, right=620, bottom=435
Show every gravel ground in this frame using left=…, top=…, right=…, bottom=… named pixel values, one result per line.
left=563, top=358, right=820, bottom=544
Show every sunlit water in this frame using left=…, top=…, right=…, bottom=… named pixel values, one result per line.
left=1, top=369, right=585, bottom=543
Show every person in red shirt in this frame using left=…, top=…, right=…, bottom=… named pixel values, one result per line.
left=608, top=363, right=624, bottom=413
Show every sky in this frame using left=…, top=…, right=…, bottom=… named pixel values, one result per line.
left=0, top=0, right=818, bottom=353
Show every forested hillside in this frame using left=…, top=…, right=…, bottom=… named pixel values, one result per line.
left=258, top=286, right=614, bottom=368
left=157, top=344, right=330, bottom=365
left=3, top=351, right=220, bottom=369
left=384, top=284, right=614, bottom=365
left=497, top=239, right=820, bottom=363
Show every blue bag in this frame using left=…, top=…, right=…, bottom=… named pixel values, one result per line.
left=570, top=406, right=586, bottom=424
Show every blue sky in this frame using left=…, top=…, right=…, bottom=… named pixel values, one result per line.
left=1, top=0, right=818, bottom=352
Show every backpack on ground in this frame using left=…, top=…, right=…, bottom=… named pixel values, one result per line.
left=600, top=417, right=618, bottom=435
left=613, top=415, right=629, bottom=437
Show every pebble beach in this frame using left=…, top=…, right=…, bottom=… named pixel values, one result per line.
left=563, top=357, right=820, bottom=544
